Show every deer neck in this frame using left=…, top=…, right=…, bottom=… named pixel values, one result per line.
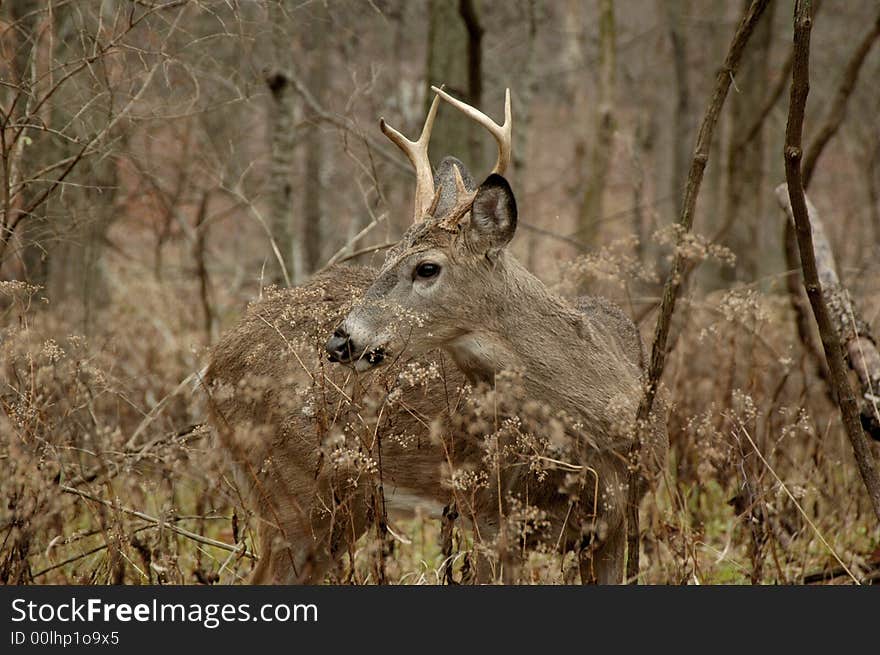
left=446, top=253, right=637, bottom=429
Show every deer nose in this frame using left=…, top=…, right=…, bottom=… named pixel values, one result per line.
left=325, top=327, right=359, bottom=363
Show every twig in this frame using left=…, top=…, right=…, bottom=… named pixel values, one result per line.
left=782, top=218, right=831, bottom=390
left=124, top=369, right=204, bottom=450
left=638, top=0, right=771, bottom=420
left=323, top=212, right=388, bottom=269
left=628, top=0, right=772, bottom=583
left=222, top=184, right=292, bottom=288
left=782, top=0, right=880, bottom=522
left=519, top=221, right=590, bottom=251
left=801, top=9, right=880, bottom=188
left=332, top=241, right=396, bottom=266
left=780, top=8, right=880, bottom=405
left=731, top=50, right=793, bottom=161
left=727, top=0, right=827, bottom=167
left=66, top=423, right=203, bottom=488
left=193, top=189, right=215, bottom=343
left=33, top=523, right=158, bottom=579
left=285, top=69, right=410, bottom=175
left=738, top=423, right=859, bottom=584
left=0, top=3, right=187, bottom=262
left=802, top=562, right=880, bottom=585
left=60, top=484, right=256, bottom=559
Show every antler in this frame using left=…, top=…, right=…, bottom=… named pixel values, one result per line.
left=431, top=86, right=512, bottom=176
left=380, top=93, right=440, bottom=223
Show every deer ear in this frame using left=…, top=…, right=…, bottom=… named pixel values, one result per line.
left=470, top=174, right=517, bottom=252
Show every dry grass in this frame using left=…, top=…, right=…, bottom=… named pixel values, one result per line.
left=3, top=229, right=878, bottom=586
left=3, top=0, right=879, bottom=587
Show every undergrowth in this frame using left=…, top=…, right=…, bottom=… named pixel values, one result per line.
left=2, top=233, right=879, bottom=585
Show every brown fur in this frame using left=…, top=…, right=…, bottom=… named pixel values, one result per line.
left=333, top=171, right=668, bottom=583
left=208, top=95, right=667, bottom=584
left=207, top=266, right=477, bottom=582
left=207, top=261, right=667, bottom=584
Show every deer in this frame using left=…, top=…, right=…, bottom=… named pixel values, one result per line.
left=206, top=88, right=667, bottom=584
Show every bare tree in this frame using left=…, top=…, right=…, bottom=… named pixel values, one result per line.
left=426, top=0, right=484, bottom=172
left=264, top=0, right=298, bottom=285
left=781, top=0, right=880, bottom=522
left=802, top=10, right=880, bottom=188
left=577, top=0, right=616, bottom=246
left=665, top=0, right=691, bottom=220
left=1, top=2, right=183, bottom=306
left=781, top=4, right=880, bottom=424
left=722, top=0, right=776, bottom=282
left=629, top=0, right=772, bottom=581
left=300, top=5, right=327, bottom=277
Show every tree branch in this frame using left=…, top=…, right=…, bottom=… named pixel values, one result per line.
left=638, top=0, right=771, bottom=421
left=776, top=186, right=880, bottom=440
left=729, top=0, right=824, bottom=164
left=778, top=4, right=878, bottom=423
left=284, top=69, right=411, bottom=176
left=628, top=0, right=772, bottom=583
left=782, top=0, right=880, bottom=522
left=802, top=9, right=880, bottom=187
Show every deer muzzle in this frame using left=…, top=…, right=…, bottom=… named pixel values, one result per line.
left=324, top=326, right=385, bottom=369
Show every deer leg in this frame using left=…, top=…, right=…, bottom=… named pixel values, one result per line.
left=576, top=463, right=628, bottom=584
left=249, top=522, right=324, bottom=584
left=575, top=492, right=627, bottom=584
left=472, top=517, right=504, bottom=584
left=248, top=529, right=275, bottom=585
left=591, top=522, right=626, bottom=584
left=576, top=522, right=601, bottom=584
left=575, top=521, right=625, bottom=585
left=249, top=485, right=370, bottom=584
left=577, top=548, right=597, bottom=584
left=248, top=520, right=334, bottom=584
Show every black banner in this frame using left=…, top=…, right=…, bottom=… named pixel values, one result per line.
left=0, top=585, right=874, bottom=652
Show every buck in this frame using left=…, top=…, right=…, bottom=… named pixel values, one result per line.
left=206, top=88, right=667, bottom=584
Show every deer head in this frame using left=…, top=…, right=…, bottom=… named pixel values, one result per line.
left=325, top=87, right=516, bottom=372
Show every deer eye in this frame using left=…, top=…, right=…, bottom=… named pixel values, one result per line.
left=415, top=262, right=441, bottom=279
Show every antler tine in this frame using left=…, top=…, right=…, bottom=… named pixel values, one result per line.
left=379, top=93, right=440, bottom=222
left=431, top=85, right=512, bottom=176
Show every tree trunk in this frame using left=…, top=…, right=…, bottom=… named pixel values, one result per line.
left=6, top=1, right=114, bottom=318
left=577, top=0, right=616, bottom=246
left=665, top=0, right=690, bottom=221
left=722, top=0, right=775, bottom=283
left=459, top=0, right=483, bottom=170
left=631, top=113, right=655, bottom=263
left=5, top=0, right=47, bottom=285
left=782, top=0, right=880, bottom=523
left=264, top=1, right=298, bottom=285
left=802, top=10, right=880, bottom=189
left=301, top=20, right=325, bottom=276
left=519, top=0, right=540, bottom=271
left=54, top=155, right=117, bottom=335
left=426, top=0, right=484, bottom=172
left=867, top=143, right=880, bottom=248
left=513, top=0, right=538, bottom=180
